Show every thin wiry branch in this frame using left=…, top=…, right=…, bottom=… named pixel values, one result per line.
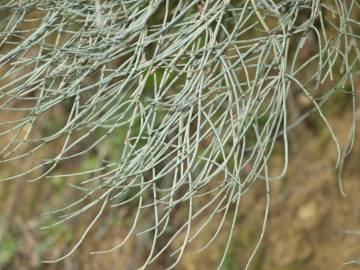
left=0, top=0, right=359, bottom=269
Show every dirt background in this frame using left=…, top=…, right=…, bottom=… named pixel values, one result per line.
left=0, top=92, right=359, bottom=270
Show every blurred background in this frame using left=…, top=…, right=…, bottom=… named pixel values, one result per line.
left=0, top=78, right=359, bottom=270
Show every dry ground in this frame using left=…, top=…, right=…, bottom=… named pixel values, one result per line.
left=0, top=94, right=359, bottom=270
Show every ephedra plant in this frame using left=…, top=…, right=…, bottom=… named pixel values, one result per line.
left=0, top=0, right=359, bottom=269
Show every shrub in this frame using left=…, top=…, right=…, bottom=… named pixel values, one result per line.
left=0, top=0, right=359, bottom=269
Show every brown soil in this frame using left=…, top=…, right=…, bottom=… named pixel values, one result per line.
left=0, top=100, right=359, bottom=270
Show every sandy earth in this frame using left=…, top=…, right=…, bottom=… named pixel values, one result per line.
left=0, top=95, right=359, bottom=270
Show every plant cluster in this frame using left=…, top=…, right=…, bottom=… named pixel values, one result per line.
left=0, top=0, right=359, bottom=269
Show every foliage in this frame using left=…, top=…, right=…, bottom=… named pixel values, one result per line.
left=0, top=0, right=359, bottom=269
